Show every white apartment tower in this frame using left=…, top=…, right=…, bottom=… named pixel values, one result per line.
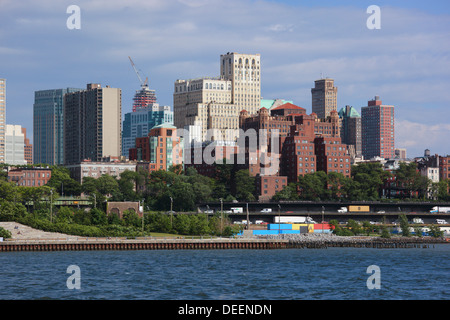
left=220, top=52, right=261, bottom=115
left=5, top=124, right=26, bottom=165
left=174, top=52, right=261, bottom=142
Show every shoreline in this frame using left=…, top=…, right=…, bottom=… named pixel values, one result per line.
left=0, top=233, right=447, bottom=251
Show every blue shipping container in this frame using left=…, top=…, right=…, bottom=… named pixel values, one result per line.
left=268, top=224, right=292, bottom=230
left=281, top=230, right=300, bottom=234
left=253, top=230, right=280, bottom=235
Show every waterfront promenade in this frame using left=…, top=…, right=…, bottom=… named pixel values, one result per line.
left=0, top=222, right=447, bottom=251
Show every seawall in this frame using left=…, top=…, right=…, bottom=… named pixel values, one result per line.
left=0, top=236, right=446, bottom=251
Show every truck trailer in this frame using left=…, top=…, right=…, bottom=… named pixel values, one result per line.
left=430, top=206, right=450, bottom=213
left=274, top=216, right=317, bottom=224
left=338, top=206, right=370, bottom=213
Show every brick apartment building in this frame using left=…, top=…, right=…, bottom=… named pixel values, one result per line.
left=7, top=167, right=52, bottom=187
left=129, top=123, right=183, bottom=172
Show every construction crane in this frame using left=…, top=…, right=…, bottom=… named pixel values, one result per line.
left=128, top=56, right=148, bottom=88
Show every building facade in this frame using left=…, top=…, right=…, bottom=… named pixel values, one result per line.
left=311, top=78, right=338, bottom=119
left=0, top=78, right=6, bottom=164
left=5, top=124, right=26, bottom=165
left=33, top=88, right=83, bottom=165
left=129, top=123, right=183, bottom=172
left=7, top=167, right=52, bottom=187
left=122, top=104, right=173, bottom=157
left=220, top=52, right=261, bottom=115
left=64, top=84, right=122, bottom=165
left=174, top=77, right=236, bottom=142
left=174, top=52, right=261, bottom=143
left=22, top=127, right=33, bottom=164
left=361, top=96, right=395, bottom=159
left=338, top=105, right=362, bottom=158
left=65, top=161, right=136, bottom=183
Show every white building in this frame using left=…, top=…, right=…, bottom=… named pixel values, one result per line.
left=5, top=124, right=26, bottom=165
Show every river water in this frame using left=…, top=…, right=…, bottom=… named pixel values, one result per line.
left=0, top=245, right=448, bottom=300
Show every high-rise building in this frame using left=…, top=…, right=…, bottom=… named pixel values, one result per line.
left=64, top=84, right=122, bottom=165
left=22, top=127, right=33, bottom=164
left=0, top=78, right=6, bottom=163
left=129, top=123, right=183, bottom=171
left=338, top=105, right=362, bottom=158
left=173, top=77, right=237, bottom=142
left=122, top=103, right=173, bottom=157
left=5, top=124, right=26, bottom=165
left=361, top=96, right=395, bottom=159
left=220, top=52, right=261, bottom=115
left=173, top=52, right=261, bottom=142
left=33, top=88, right=83, bottom=165
left=132, top=86, right=157, bottom=112
left=311, top=78, right=338, bottom=119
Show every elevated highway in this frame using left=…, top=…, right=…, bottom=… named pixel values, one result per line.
left=197, top=201, right=450, bottom=225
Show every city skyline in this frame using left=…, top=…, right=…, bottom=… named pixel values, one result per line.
left=1, top=0, right=449, bottom=158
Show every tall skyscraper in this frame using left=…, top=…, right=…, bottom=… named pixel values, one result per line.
left=64, top=84, right=122, bottom=165
left=5, top=124, right=26, bottom=165
left=122, top=103, right=173, bottom=157
left=33, top=88, right=83, bottom=165
left=338, top=105, right=362, bottom=158
left=173, top=52, right=261, bottom=142
left=220, top=52, right=261, bottom=115
left=132, top=86, right=157, bottom=112
left=0, top=78, right=6, bottom=163
left=311, top=78, right=338, bottom=119
left=361, top=96, right=395, bottom=159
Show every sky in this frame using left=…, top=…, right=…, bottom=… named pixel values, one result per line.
left=1, top=0, right=450, bottom=159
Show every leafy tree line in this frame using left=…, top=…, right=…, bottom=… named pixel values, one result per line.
left=328, top=216, right=444, bottom=238
left=0, top=164, right=247, bottom=237
left=273, top=162, right=450, bottom=201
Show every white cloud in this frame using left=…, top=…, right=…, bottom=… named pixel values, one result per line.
left=396, top=120, right=450, bottom=157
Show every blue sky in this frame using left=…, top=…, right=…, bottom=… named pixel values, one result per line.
left=1, top=0, right=450, bottom=158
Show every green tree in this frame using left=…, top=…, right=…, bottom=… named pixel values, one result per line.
left=122, top=209, right=140, bottom=228
left=350, top=162, right=388, bottom=200
left=297, top=171, right=328, bottom=200
left=380, top=226, right=391, bottom=238
left=347, top=219, right=362, bottom=235
left=173, top=214, right=191, bottom=235
left=46, top=166, right=81, bottom=196
left=272, top=183, right=299, bottom=201
left=55, top=206, right=74, bottom=224
left=118, top=170, right=139, bottom=201
left=234, top=169, right=255, bottom=201
left=96, top=175, right=120, bottom=198
left=0, top=226, right=12, bottom=239
left=395, top=162, right=429, bottom=199
left=428, top=225, right=444, bottom=238
left=90, top=208, right=108, bottom=226
left=399, top=214, right=411, bottom=237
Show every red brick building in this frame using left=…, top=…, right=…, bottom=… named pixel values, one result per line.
left=7, top=167, right=52, bottom=187
left=256, top=175, right=288, bottom=202
left=129, top=124, right=183, bottom=172
left=314, top=136, right=352, bottom=177
left=439, top=155, right=450, bottom=181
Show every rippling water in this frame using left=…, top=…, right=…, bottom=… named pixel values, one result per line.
left=0, top=245, right=449, bottom=300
